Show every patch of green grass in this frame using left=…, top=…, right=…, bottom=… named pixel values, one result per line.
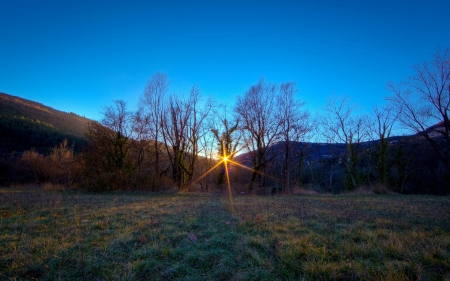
left=0, top=188, right=449, bottom=280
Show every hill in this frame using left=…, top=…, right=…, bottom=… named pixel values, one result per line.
left=0, top=92, right=91, bottom=154
left=234, top=134, right=419, bottom=166
left=233, top=128, right=450, bottom=194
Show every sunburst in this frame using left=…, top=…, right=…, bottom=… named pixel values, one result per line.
left=187, top=140, right=282, bottom=210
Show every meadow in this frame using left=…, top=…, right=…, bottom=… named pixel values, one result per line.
left=0, top=188, right=449, bottom=280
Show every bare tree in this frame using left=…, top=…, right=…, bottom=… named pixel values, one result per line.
left=387, top=47, right=450, bottom=191
left=161, top=94, right=189, bottom=189
left=140, top=72, right=169, bottom=179
left=197, top=132, right=217, bottom=191
left=235, top=78, right=281, bottom=191
left=211, top=113, right=241, bottom=187
left=369, top=104, right=398, bottom=186
left=161, top=86, right=211, bottom=189
left=129, top=108, right=156, bottom=188
left=83, top=100, right=134, bottom=190
left=100, top=99, right=133, bottom=172
left=276, top=82, right=310, bottom=192
left=318, top=96, right=368, bottom=191
left=185, top=86, right=213, bottom=186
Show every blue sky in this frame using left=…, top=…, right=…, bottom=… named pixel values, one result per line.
left=1, top=0, right=449, bottom=121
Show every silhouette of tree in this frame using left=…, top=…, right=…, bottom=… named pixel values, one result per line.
left=276, top=81, right=310, bottom=192
left=83, top=100, right=134, bottom=190
left=140, top=72, right=169, bottom=180
left=161, top=86, right=212, bottom=189
left=235, top=78, right=281, bottom=191
left=388, top=47, right=450, bottom=192
left=369, top=104, right=398, bottom=186
left=318, top=96, right=369, bottom=191
left=212, top=116, right=240, bottom=186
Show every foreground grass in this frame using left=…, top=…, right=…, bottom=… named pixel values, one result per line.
left=0, top=188, right=449, bottom=280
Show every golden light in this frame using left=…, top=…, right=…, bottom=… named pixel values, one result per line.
left=220, top=144, right=234, bottom=211
left=186, top=138, right=282, bottom=213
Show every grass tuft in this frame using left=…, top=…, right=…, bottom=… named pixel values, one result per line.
left=0, top=187, right=449, bottom=280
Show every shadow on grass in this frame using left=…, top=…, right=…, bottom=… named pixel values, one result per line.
left=0, top=190, right=449, bottom=280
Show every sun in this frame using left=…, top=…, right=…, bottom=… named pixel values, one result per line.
left=186, top=139, right=279, bottom=212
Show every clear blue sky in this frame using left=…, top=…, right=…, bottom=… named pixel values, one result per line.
left=1, top=0, right=449, bottom=121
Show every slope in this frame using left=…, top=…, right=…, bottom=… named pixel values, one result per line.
left=0, top=92, right=91, bottom=154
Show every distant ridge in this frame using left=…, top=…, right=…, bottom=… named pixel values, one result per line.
left=0, top=92, right=91, bottom=154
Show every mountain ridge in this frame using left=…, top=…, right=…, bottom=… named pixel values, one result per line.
left=0, top=92, right=91, bottom=154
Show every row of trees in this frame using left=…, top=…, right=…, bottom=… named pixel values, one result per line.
left=315, top=47, right=450, bottom=193
left=80, top=74, right=312, bottom=192
left=80, top=76, right=215, bottom=191
left=6, top=48, right=449, bottom=194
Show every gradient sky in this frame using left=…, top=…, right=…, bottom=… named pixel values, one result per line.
left=1, top=0, right=449, bottom=121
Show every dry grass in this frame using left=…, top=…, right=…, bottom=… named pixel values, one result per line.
left=41, top=183, right=66, bottom=191
left=0, top=187, right=449, bottom=280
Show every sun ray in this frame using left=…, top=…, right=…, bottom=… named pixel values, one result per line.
left=224, top=154, right=234, bottom=212
left=226, top=159, right=282, bottom=183
left=221, top=140, right=235, bottom=211
left=186, top=160, right=224, bottom=190
left=186, top=138, right=282, bottom=212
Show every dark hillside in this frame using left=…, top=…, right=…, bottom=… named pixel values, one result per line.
left=0, top=92, right=91, bottom=154
left=233, top=131, right=449, bottom=194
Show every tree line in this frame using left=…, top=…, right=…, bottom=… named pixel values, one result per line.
left=3, top=48, right=449, bottom=194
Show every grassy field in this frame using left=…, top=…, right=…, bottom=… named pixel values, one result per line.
left=0, top=188, right=449, bottom=280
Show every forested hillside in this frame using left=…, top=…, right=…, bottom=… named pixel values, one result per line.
left=0, top=93, right=90, bottom=154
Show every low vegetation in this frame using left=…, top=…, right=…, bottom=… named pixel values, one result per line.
left=1, top=187, right=449, bottom=280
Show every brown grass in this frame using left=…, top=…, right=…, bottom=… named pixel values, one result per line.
left=0, top=187, right=449, bottom=280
